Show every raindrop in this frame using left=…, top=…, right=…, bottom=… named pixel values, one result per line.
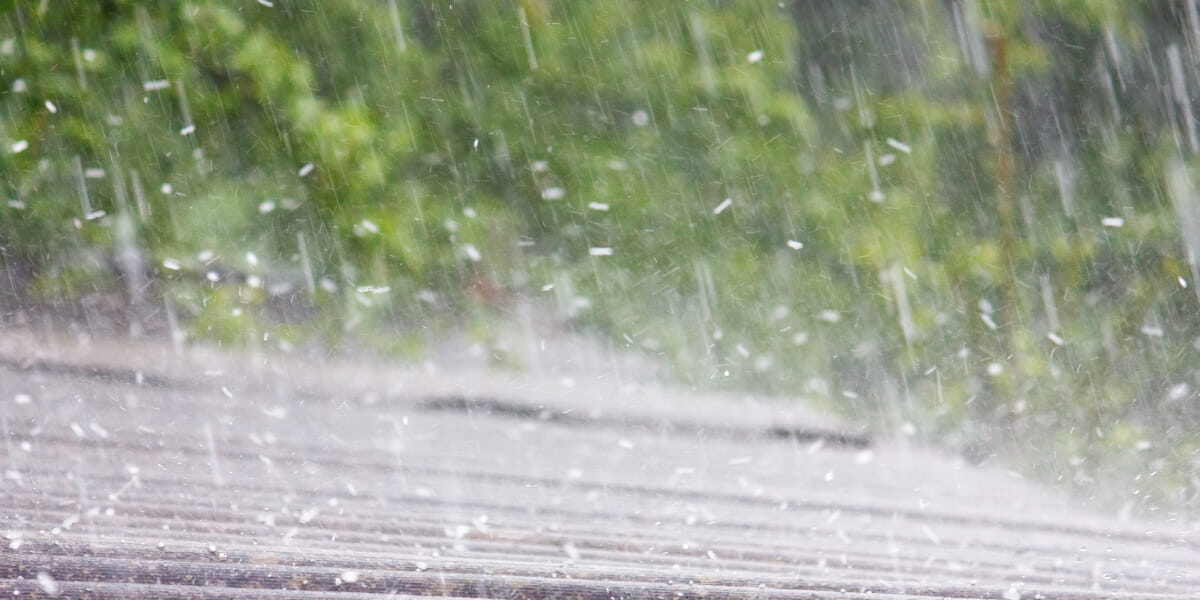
left=864, top=142, right=884, bottom=202
left=36, top=571, right=60, bottom=597
left=386, top=0, right=408, bottom=53
left=518, top=5, right=538, bottom=71
left=463, top=244, right=482, bottom=262
left=886, top=138, right=912, bottom=154
left=1140, top=325, right=1165, bottom=337
left=817, top=310, right=841, bottom=323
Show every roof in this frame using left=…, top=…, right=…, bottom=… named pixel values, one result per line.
left=1, top=330, right=1197, bottom=599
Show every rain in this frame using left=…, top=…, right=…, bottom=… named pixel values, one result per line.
left=2, top=1, right=1200, bottom=598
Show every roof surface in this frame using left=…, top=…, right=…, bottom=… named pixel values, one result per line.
left=0, top=331, right=1197, bottom=599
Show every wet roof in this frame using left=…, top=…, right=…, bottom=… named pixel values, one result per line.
left=1, top=331, right=1197, bottom=599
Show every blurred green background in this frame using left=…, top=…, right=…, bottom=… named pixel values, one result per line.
left=3, top=0, right=1200, bottom=515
